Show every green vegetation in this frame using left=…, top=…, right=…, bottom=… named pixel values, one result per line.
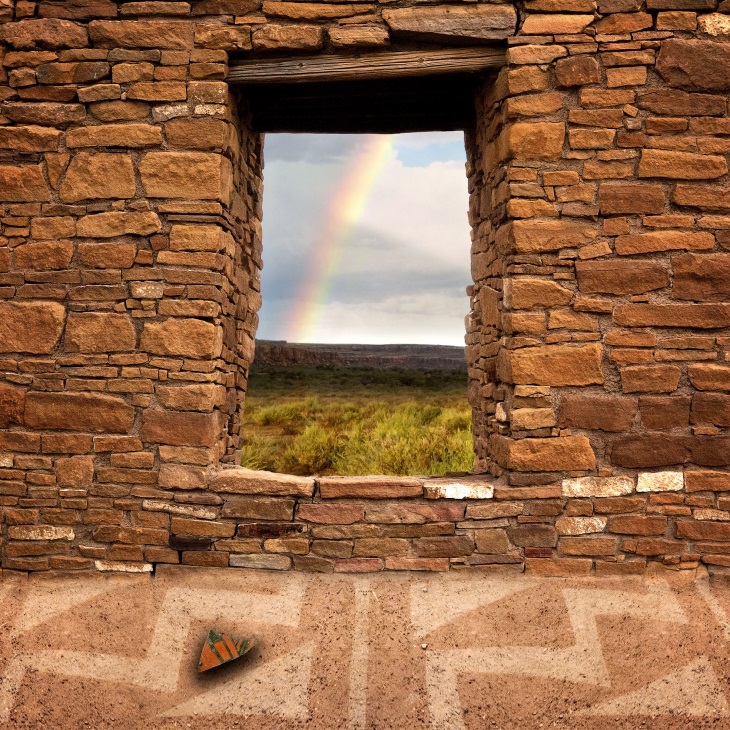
left=241, top=365, right=474, bottom=477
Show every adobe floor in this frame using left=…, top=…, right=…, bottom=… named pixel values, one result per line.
left=2, top=567, right=730, bottom=729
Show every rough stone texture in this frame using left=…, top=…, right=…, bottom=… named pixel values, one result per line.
left=0, top=0, right=729, bottom=576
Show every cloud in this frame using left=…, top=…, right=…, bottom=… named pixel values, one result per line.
left=258, top=133, right=471, bottom=345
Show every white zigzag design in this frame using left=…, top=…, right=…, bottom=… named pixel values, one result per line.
left=0, top=579, right=305, bottom=721
left=416, top=579, right=688, bottom=730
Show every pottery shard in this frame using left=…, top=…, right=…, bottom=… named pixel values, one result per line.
left=657, top=39, right=730, bottom=92
left=614, top=303, right=730, bottom=328
left=506, top=219, right=596, bottom=253
left=89, top=20, right=194, bottom=48
left=0, top=383, right=26, bottom=429
left=139, top=152, right=233, bottom=202
left=562, top=476, right=634, bottom=498
left=509, top=278, right=573, bottom=309
left=210, top=467, right=315, bottom=497
left=66, top=123, right=162, bottom=148
left=492, top=435, right=596, bottom=472
left=65, top=313, right=137, bottom=353
left=383, top=5, right=517, bottom=41
left=672, top=254, right=730, bottom=301
left=639, top=149, right=727, bottom=180
left=0, top=165, right=50, bottom=202
left=499, top=343, right=603, bottom=386
left=141, top=319, right=221, bottom=359
left=25, top=392, right=134, bottom=433
left=598, top=183, right=665, bottom=214
left=0, top=302, right=65, bottom=354
left=76, top=211, right=161, bottom=238
left=559, top=395, right=638, bottom=432
left=506, top=122, right=565, bottom=161
left=688, top=364, right=730, bottom=391
left=576, top=260, right=670, bottom=295
left=0, top=126, right=61, bottom=153
left=59, top=153, right=136, bottom=203
left=0, top=19, right=89, bottom=49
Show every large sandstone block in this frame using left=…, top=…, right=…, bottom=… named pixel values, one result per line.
left=0, top=126, right=61, bottom=153
left=141, top=318, right=221, bottom=359
left=688, top=364, right=730, bottom=391
left=0, top=19, right=89, bottom=49
left=141, top=410, right=222, bottom=447
left=89, top=20, right=194, bottom=48
left=252, top=24, right=323, bottom=50
left=506, top=122, right=565, bottom=161
left=501, top=220, right=596, bottom=253
left=65, top=313, right=137, bottom=353
left=615, top=231, right=714, bottom=255
left=382, top=5, right=516, bottom=41
left=673, top=185, right=730, bottom=211
left=194, top=24, right=252, bottom=49
left=657, top=39, right=730, bottom=92
left=0, top=302, right=65, bottom=353
left=692, top=393, right=730, bottom=427
left=0, top=165, right=50, bottom=201
left=156, top=383, right=219, bottom=412
left=1, top=102, right=86, bottom=127
left=638, top=149, right=727, bottom=179
left=59, top=153, right=136, bottom=203
left=25, top=392, right=134, bottom=433
left=492, top=435, right=596, bottom=472
left=139, top=152, right=233, bottom=202
left=210, top=467, right=315, bottom=497
left=672, top=254, right=730, bottom=301
left=66, top=123, right=162, bottom=148
left=621, top=365, right=681, bottom=393
left=598, top=183, right=665, bottom=214
left=614, top=303, right=730, bottom=328
left=0, top=383, right=26, bottom=429
left=78, top=242, right=137, bottom=269
left=559, top=394, right=637, bottom=431
left=13, top=240, right=74, bottom=271
left=576, top=260, right=670, bottom=294
left=499, top=343, right=603, bottom=386
left=164, top=118, right=229, bottom=150
left=508, top=278, right=573, bottom=309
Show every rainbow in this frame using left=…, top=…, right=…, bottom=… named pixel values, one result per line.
left=287, top=135, right=395, bottom=342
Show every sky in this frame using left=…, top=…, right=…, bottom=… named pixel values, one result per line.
left=258, top=132, right=471, bottom=347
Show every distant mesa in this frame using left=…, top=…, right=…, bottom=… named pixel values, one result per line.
left=253, top=340, right=467, bottom=371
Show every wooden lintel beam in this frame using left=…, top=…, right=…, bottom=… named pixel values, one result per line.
left=228, top=47, right=506, bottom=84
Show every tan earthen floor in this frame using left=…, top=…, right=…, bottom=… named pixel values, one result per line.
left=2, top=566, right=730, bottom=729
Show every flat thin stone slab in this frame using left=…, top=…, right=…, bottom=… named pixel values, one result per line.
left=209, top=467, right=315, bottom=497
left=422, top=478, right=495, bottom=500
left=318, top=476, right=423, bottom=499
left=562, top=476, right=634, bottom=498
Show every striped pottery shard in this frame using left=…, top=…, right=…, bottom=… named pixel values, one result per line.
left=198, top=629, right=255, bottom=672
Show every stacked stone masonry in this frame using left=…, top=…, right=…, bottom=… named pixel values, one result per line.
left=1, top=0, right=730, bottom=576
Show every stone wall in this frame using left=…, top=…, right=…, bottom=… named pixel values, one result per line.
left=1, top=0, right=730, bottom=575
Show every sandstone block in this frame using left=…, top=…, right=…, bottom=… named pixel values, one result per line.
left=525, top=557, right=592, bottom=577
left=475, top=528, right=511, bottom=553
left=76, top=211, right=161, bottom=238
left=141, top=318, right=221, bottom=359
left=1, top=102, right=86, bottom=126
left=298, top=504, right=364, bottom=524
left=65, top=313, right=137, bottom=353
left=615, top=231, right=714, bottom=255
left=169, top=224, right=225, bottom=252
left=692, top=393, right=730, bottom=427
left=555, top=516, right=606, bottom=535
left=511, top=408, right=556, bottom=431
left=507, top=524, right=557, bottom=548
left=621, top=365, right=681, bottom=393
left=674, top=185, right=730, bottom=211
left=637, top=90, right=725, bottom=117
left=66, top=123, right=162, bottom=148
left=139, top=152, right=233, bottom=202
left=230, top=554, right=291, bottom=570
left=676, top=521, right=730, bottom=541
left=0, top=19, right=89, bottom=49
left=499, top=343, right=603, bottom=386
left=509, top=278, right=572, bottom=309
left=640, top=396, right=691, bottom=430
left=0, top=125, right=61, bottom=152
left=492, top=435, right=596, bottom=472
left=614, top=303, right=730, bottom=328
left=637, top=471, right=684, bottom=492
left=685, top=470, right=730, bottom=492
left=127, top=81, right=187, bottom=102
left=598, top=183, right=665, bottom=214
left=688, top=364, right=730, bottom=391
left=55, top=455, right=94, bottom=488
left=59, top=153, right=136, bottom=202
left=576, top=260, right=669, bottom=294
left=77, top=242, right=137, bottom=269
left=354, top=538, right=409, bottom=557
left=611, top=434, right=690, bottom=468
left=0, top=302, right=65, bottom=354
left=608, top=514, right=667, bottom=535
left=555, top=55, right=600, bottom=87
left=220, top=497, right=295, bottom=521
left=36, top=61, right=109, bottom=85
left=559, top=394, right=637, bottom=432
left=164, top=118, right=229, bottom=150
left=329, top=25, right=389, bottom=48
left=505, top=219, right=596, bottom=253
left=89, top=20, right=194, bottom=48
left=595, top=11, right=653, bottom=32
left=209, top=467, right=315, bottom=497
left=672, top=254, right=730, bottom=302
left=415, top=535, right=474, bottom=557
left=0, top=164, right=50, bottom=201
left=141, top=410, right=222, bottom=447
left=13, top=240, right=74, bottom=271
left=521, top=13, right=593, bottom=33
left=382, top=5, right=516, bottom=41
left=8, top=525, right=74, bottom=540
left=506, top=122, right=565, bottom=161
left=639, top=149, right=727, bottom=179
left=156, top=383, right=219, bottom=412
left=0, top=383, right=26, bottom=429
left=319, top=476, right=423, bottom=499
left=252, top=24, right=324, bottom=50
left=194, top=24, right=252, bottom=49
left=562, top=476, right=634, bottom=497
left=384, top=557, right=449, bottom=571
left=657, top=39, right=730, bottom=92
left=559, top=536, right=617, bottom=556
left=25, top=392, right=134, bottom=433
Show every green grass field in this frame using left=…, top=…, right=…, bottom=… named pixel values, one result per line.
left=240, top=365, right=474, bottom=477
